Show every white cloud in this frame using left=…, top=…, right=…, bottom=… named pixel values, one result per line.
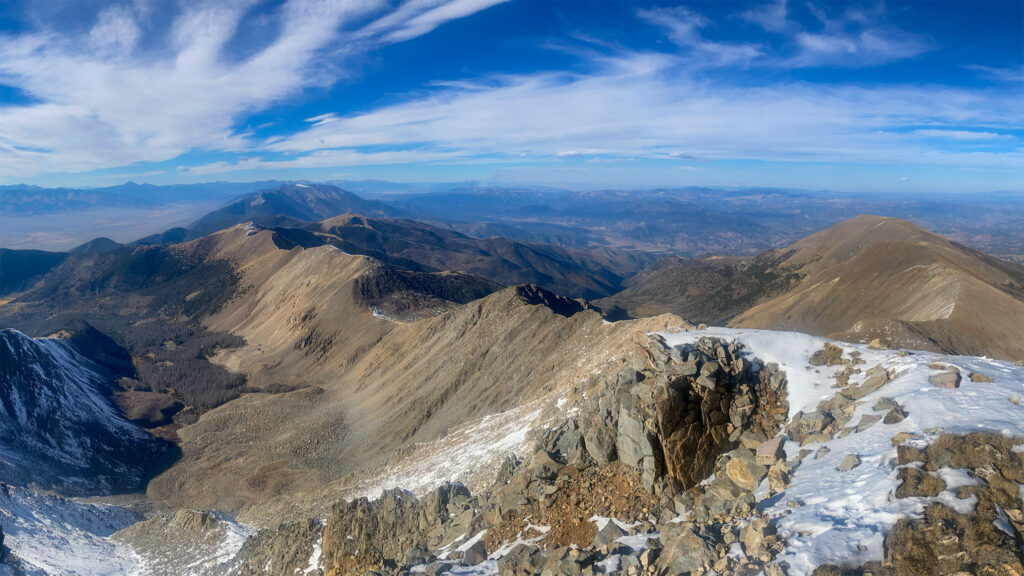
left=252, top=51, right=1022, bottom=170
left=0, top=0, right=508, bottom=178
left=741, top=0, right=789, bottom=33
left=89, top=5, right=141, bottom=56
left=637, top=6, right=763, bottom=66
left=909, top=129, right=1011, bottom=141
left=964, top=64, right=1024, bottom=83
left=791, top=28, right=930, bottom=67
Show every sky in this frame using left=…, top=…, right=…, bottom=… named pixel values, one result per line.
left=0, top=0, right=1022, bottom=193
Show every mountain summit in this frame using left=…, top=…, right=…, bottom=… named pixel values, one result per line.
left=731, top=215, right=1024, bottom=359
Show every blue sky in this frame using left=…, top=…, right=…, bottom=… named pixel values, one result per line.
left=0, top=0, right=1021, bottom=192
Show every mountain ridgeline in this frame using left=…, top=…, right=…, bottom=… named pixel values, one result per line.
left=2, top=182, right=1024, bottom=575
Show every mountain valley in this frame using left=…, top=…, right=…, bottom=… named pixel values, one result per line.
left=1, top=183, right=1023, bottom=576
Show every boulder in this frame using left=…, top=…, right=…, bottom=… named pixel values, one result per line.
left=929, top=370, right=961, bottom=389
left=756, top=437, right=786, bottom=466
left=841, top=365, right=889, bottom=400
left=656, top=523, right=716, bottom=575
left=724, top=450, right=766, bottom=491
left=463, top=539, right=488, bottom=565
left=969, top=372, right=994, bottom=383
left=883, top=406, right=907, bottom=424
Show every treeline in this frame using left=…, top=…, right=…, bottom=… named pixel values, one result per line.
left=0, top=244, right=249, bottom=412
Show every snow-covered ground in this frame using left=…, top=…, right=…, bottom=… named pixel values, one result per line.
left=661, top=327, right=1024, bottom=575
left=0, top=485, right=140, bottom=576
left=349, top=399, right=550, bottom=500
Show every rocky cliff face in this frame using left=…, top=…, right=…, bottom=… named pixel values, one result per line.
left=579, top=334, right=789, bottom=491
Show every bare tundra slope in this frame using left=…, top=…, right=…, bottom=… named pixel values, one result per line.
left=730, top=215, right=1024, bottom=360
left=146, top=223, right=690, bottom=515
left=602, top=215, right=1024, bottom=360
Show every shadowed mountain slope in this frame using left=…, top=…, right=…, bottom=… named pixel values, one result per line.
left=0, top=327, right=170, bottom=494
left=307, top=214, right=654, bottom=299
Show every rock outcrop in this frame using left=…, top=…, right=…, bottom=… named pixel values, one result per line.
left=579, top=334, right=789, bottom=490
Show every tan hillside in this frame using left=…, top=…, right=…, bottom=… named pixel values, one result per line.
left=146, top=223, right=692, bottom=515
left=730, top=215, right=1024, bottom=359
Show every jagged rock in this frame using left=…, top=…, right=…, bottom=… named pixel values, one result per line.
left=463, top=539, right=488, bottom=565
left=740, top=516, right=776, bottom=558
left=529, top=451, right=565, bottom=483
left=814, top=445, right=830, bottom=459
left=580, top=336, right=788, bottom=490
left=498, top=544, right=546, bottom=576
left=767, top=462, right=791, bottom=494
left=874, top=397, right=899, bottom=411
left=592, top=521, right=627, bottom=548
left=173, top=509, right=217, bottom=532
left=840, top=365, right=889, bottom=400
left=884, top=405, right=907, bottom=424
left=756, top=437, right=786, bottom=466
left=969, top=372, right=994, bottom=383
left=322, top=488, right=431, bottom=574
left=496, top=455, right=522, bottom=486
left=616, top=409, right=657, bottom=489
left=539, top=421, right=585, bottom=463
left=838, top=454, right=861, bottom=471
left=809, top=343, right=845, bottom=366
left=787, top=410, right=835, bottom=444
left=656, top=523, right=716, bottom=575
left=724, top=449, right=766, bottom=491
left=891, top=431, right=915, bottom=446
left=930, top=370, right=961, bottom=389
left=233, top=519, right=322, bottom=576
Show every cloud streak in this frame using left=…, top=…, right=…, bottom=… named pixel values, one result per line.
left=0, top=0, right=508, bottom=178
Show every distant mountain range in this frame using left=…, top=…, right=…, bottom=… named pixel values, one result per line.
left=0, top=181, right=282, bottom=215
left=4, top=180, right=1023, bottom=259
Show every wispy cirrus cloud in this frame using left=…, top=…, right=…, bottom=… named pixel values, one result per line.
left=186, top=50, right=1021, bottom=176
left=0, top=0, right=507, bottom=178
left=739, top=0, right=932, bottom=68
left=638, top=6, right=763, bottom=66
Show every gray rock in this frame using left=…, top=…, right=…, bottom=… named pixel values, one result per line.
left=884, top=406, right=907, bottom=424
left=855, top=414, right=882, bottom=432
left=930, top=370, right=961, bottom=389
left=592, top=520, right=627, bottom=548
left=463, top=539, right=488, bottom=565
left=656, top=523, right=715, bottom=575
left=756, top=437, right=785, bottom=466
left=841, top=365, right=889, bottom=400
left=838, top=454, right=862, bottom=471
